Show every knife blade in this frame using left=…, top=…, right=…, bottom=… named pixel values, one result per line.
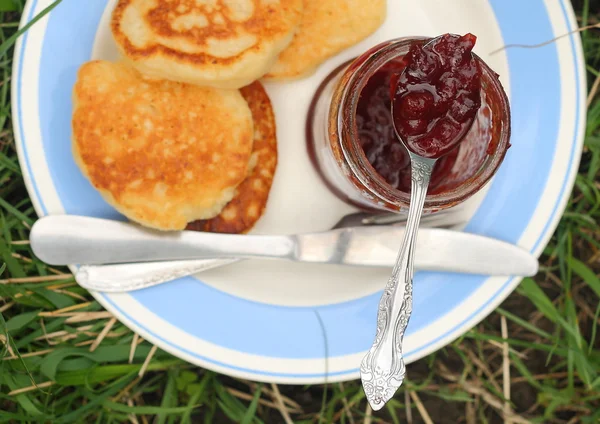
left=30, top=215, right=538, bottom=277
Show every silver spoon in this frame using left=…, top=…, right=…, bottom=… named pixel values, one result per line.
left=360, top=40, right=478, bottom=410
left=359, top=151, right=436, bottom=411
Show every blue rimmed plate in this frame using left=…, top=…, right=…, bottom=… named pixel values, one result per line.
left=13, top=0, right=585, bottom=383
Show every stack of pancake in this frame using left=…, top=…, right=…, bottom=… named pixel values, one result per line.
left=72, top=0, right=386, bottom=233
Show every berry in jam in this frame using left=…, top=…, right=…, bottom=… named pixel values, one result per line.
left=355, top=60, right=459, bottom=194
left=391, top=33, right=482, bottom=159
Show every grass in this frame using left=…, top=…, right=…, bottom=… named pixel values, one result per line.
left=0, top=0, right=599, bottom=423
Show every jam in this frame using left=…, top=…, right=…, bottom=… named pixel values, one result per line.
left=391, top=33, right=482, bottom=158
left=356, top=61, right=460, bottom=194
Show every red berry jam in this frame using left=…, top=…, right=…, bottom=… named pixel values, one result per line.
left=356, top=61, right=459, bottom=194
left=391, top=33, right=482, bottom=158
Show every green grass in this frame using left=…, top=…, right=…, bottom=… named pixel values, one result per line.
left=1, top=1, right=599, bottom=423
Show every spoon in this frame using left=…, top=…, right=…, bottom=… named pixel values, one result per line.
left=360, top=35, right=480, bottom=410
left=359, top=147, right=436, bottom=411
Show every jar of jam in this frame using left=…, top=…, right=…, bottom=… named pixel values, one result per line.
left=306, top=37, right=511, bottom=213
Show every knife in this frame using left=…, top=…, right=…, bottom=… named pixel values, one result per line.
left=68, top=210, right=467, bottom=293
left=30, top=215, right=538, bottom=275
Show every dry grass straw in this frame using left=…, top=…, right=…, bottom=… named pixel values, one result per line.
left=89, top=316, right=117, bottom=352
left=409, top=391, right=433, bottom=424
left=138, top=345, right=158, bottom=378
left=363, top=403, right=372, bottom=424
left=501, top=316, right=513, bottom=424
left=490, top=23, right=600, bottom=55
left=0, top=274, right=72, bottom=284
left=270, top=383, right=294, bottom=424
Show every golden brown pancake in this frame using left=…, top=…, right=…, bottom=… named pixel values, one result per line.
left=264, top=0, right=386, bottom=80
left=187, top=81, right=277, bottom=234
left=72, top=60, right=254, bottom=231
left=111, top=0, right=303, bottom=89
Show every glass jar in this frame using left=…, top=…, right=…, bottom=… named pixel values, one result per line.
left=306, top=37, right=511, bottom=213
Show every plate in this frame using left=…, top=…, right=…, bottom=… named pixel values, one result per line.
left=13, top=0, right=585, bottom=383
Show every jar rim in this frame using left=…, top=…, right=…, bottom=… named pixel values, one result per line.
left=334, top=37, right=512, bottom=210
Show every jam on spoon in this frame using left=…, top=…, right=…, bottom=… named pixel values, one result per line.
left=391, top=33, right=482, bottom=158
left=355, top=61, right=460, bottom=194
left=356, top=33, right=481, bottom=193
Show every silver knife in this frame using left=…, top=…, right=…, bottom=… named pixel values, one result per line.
left=70, top=210, right=467, bottom=293
left=30, top=215, right=538, bottom=277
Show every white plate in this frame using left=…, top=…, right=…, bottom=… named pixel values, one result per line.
left=13, top=0, right=585, bottom=383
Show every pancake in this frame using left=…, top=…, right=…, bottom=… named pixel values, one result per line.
left=111, top=0, right=303, bottom=89
left=72, top=60, right=254, bottom=231
left=264, top=0, right=386, bottom=80
left=187, top=81, right=277, bottom=234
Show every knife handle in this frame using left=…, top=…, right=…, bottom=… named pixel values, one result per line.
left=30, top=215, right=294, bottom=266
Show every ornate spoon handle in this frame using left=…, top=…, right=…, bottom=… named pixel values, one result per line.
left=360, top=155, right=436, bottom=411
